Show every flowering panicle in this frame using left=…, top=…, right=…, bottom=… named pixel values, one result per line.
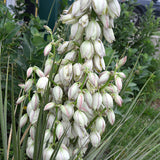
left=17, top=0, right=126, bottom=159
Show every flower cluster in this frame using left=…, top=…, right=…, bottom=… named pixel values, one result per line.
left=17, top=0, right=126, bottom=159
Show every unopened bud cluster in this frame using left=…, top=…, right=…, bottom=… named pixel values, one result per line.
left=17, top=0, right=126, bottom=159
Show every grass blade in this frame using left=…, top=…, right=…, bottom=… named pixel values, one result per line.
left=0, top=40, right=7, bottom=160
left=11, top=64, right=18, bottom=160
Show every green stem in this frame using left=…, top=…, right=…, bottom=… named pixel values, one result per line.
left=4, top=56, right=9, bottom=139
left=11, top=64, right=18, bottom=160
left=80, top=72, right=88, bottom=90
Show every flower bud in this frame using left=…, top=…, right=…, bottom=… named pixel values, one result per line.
left=56, top=122, right=64, bottom=140
left=29, top=108, right=40, bottom=124
left=44, top=102, right=55, bottom=111
left=20, top=113, right=28, bottom=128
left=16, top=95, right=25, bottom=104
left=77, top=93, right=84, bottom=110
left=61, top=104, right=74, bottom=120
left=80, top=41, right=94, bottom=60
left=52, top=86, right=63, bottom=104
left=74, top=110, right=88, bottom=127
left=68, top=83, right=79, bottom=100
left=61, top=120, right=72, bottom=138
left=31, top=93, right=39, bottom=110
left=57, top=41, right=69, bottom=54
left=44, top=25, right=52, bottom=33
left=36, top=77, right=49, bottom=92
left=26, top=144, right=34, bottom=159
left=43, top=147, right=54, bottom=160
left=94, top=39, right=106, bottom=57
left=95, top=117, right=106, bottom=134
left=56, top=144, right=70, bottom=160
left=88, top=72, right=99, bottom=89
left=80, top=102, right=94, bottom=116
left=115, top=75, right=122, bottom=92
left=73, top=122, right=87, bottom=138
left=99, top=71, right=110, bottom=86
left=44, top=43, right=52, bottom=56
left=73, top=63, right=83, bottom=81
left=27, top=67, right=33, bottom=78
left=80, top=0, right=91, bottom=10
left=92, top=92, right=102, bottom=110
left=85, top=20, right=101, bottom=40
left=71, top=0, right=80, bottom=16
left=93, top=55, right=105, bottom=72
left=60, top=14, right=77, bottom=25
left=54, top=74, right=62, bottom=85
left=79, top=14, right=89, bottom=27
left=59, top=63, right=73, bottom=86
left=34, top=66, right=45, bottom=77
left=108, top=0, right=121, bottom=18
left=44, top=129, right=51, bottom=143
left=92, top=0, right=108, bottom=15
left=74, top=24, right=84, bottom=41
left=106, top=108, right=115, bottom=125
left=18, top=83, right=25, bottom=89
left=44, top=58, right=53, bottom=76
left=113, top=94, right=123, bottom=106
left=105, top=84, right=118, bottom=94
left=61, top=50, right=77, bottom=65
left=75, top=10, right=85, bottom=18
left=116, top=56, right=127, bottom=69
left=84, top=90, right=92, bottom=108
left=67, top=41, right=75, bottom=51
left=103, top=27, right=115, bottom=43
left=27, top=101, right=33, bottom=115
left=90, top=131, right=101, bottom=147
left=86, top=81, right=97, bottom=94
left=47, top=114, right=55, bottom=129
left=80, top=0, right=91, bottom=11
left=30, top=125, right=36, bottom=140
left=102, top=92, right=113, bottom=109
left=27, top=137, right=34, bottom=147
left=83, top=59, right=93, bottom=71
left=70, top=23, right=79, bottom=40
left=116, top=72, right=126, bottom=79
left=99, top=14, right=109, bottom=29
left=24, top=79, right=33, bottom=92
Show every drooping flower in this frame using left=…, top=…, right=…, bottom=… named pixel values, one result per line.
left=80, top=40, right=94, bottom=59
left=73, top=110, right=88, bottom=127
left=92, top=0, right=108, bottom=15
left=95, top=117, right=106, bottom=134
left=44, top=43, right=52, bottom=56
left=85, top=20, right=101, bottom=40
left=43, top=147, right=54, bottom=160
left=106, top=108, right=115, bottom=125
left=20, top=113, right=28, bottom=128
left=90, top=131, right=101, bottom=147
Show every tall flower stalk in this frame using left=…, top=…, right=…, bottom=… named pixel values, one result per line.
left=17, top=0, right=126, bottom=159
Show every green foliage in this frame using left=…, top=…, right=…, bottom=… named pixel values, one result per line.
left=0, top=2, right=49, bottom=91
left=113, top=1, right=160, bottom=90
left=0, top=3, right=49, bottom=158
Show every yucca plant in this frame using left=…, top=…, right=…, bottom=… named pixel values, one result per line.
left=0, top=0, right=160, bottom=160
